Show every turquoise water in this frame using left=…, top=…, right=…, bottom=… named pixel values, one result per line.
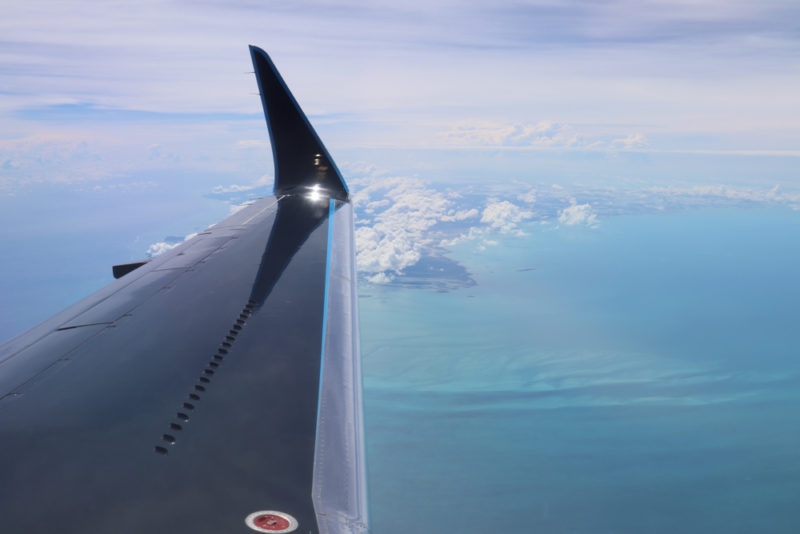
left=361, top=208, right=800, bottom=533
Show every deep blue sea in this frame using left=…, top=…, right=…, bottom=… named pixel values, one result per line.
left=360, top=207, right=800, bottom=533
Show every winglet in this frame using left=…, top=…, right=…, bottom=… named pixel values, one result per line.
left=249, top=46, right=349, bottom=201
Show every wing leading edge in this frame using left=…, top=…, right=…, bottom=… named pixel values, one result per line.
left=0, top=47, right=368, bottom=534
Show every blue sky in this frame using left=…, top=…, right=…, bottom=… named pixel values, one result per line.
left=2, top=0, right=800, bottom=337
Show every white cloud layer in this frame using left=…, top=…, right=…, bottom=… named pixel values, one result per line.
left=1, top=0, right=798, bottom=157
left=441, top=120, right=581, bottom=148
left=644, top=184, right=798, bottom=204
left=439, top=121, right=656, bottom=151
left=137, top=178, right=800, bottom=287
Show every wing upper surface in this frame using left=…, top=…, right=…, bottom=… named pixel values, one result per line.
left=0, top=47, right=367, bottom=534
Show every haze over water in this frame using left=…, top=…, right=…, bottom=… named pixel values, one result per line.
left=361, top=207, right=800, bottom=533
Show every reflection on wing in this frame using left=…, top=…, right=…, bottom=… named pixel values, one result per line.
left=0, top=46, right=368, bottom=534
left=249, top=195, right=331, bottom=307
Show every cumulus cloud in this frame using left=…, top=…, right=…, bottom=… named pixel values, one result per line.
left=354, top=176, right=457, bottom=282
left=517, top=188, right=537, bottom=204
left=229, top=200, right=256, bottom=214
left=352, top=172, right=548, bottom=283
left=441, top=208, right=479, bottom=222
left=480, top=200, right=534, bottom=234
left=365, top=271, right=394, bottom=284
left=145, top=241, right=180, bottom=257
left=146, top=232, right=198, bottom=258
left=349, top=174, right=800, bottom=287
left=558, top=202, right=598, bottom=227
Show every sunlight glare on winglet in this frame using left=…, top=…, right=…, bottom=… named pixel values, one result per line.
left=307, top=184, right=324, bottom=203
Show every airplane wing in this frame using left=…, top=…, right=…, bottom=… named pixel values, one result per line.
left=0, top=46, right=368, bottom=534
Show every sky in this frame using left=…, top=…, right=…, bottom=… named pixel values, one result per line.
left=0, top=1, right=798, bottom=327
left=3, top=0, right=800, bottom=163
left=0, top=2, right=798, bottom=315
left=2, top=0, right=800, bottom=334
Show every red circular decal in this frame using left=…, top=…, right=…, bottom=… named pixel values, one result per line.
left=254, top=514, right=291, bottom=531
left=245, top=510, right=298, bottom=533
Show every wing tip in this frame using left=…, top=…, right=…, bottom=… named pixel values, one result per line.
left=249, top=46, right=349, bottom=201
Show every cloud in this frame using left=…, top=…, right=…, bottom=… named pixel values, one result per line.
left=558, top=202, right=598, bottom=227
left=644, top=184, right=798, bottom=204
left=353, top=176, right=456, bottom=281
left=438, top=226, right=486, bottom=248
left=235, top=140, right=269, bottom=149
left=0, top=120, right=277, bottom=192
left=517, top=188, right=537, bottom=204
left=611, top=133, right=648, bottom=149
left=229, top=200, right=256, bottom=215
left=364, top=199, right=390, bottom=214
left=142, top=178, right=800, bottom=289
left=0, top=134, right=111, bottom=189
left=440, top=120, right=582, bottom=148
left=1, top=0, right=798, bottom=160
left=365, top=272, right=394, bottom=284
left=480, top=200, right=533, bottom=234
left=440, top=208, right=479, bottom=222
left=352, top=172, right=548, bottom=283
left=211, top=174, right=272, bottom=194
left=145, top=241, right=181, bottom=257
left=146, top=232, right=198, bottom=258
left=439, top=120, right=660, bottom=152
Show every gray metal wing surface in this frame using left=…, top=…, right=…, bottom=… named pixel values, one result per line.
left=0, top=46, right=368, bottom=534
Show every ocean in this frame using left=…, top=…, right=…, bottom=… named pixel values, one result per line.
left=361, top=207, right=800, bottom=533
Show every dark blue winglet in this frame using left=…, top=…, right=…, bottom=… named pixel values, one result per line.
left=249, top=45, right=349, bottom=201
